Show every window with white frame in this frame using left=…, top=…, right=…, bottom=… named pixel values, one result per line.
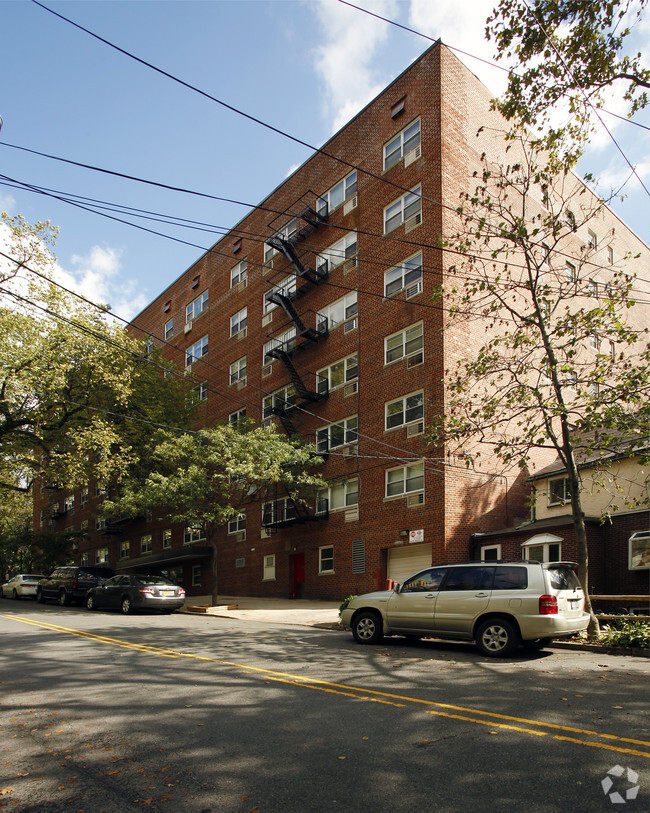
left=607, top=246, right=614, bottom=265
left=319, top=545, right=334, bottom=574
left=384, top=185, right=422, bottom=233
left=316, top=415, right=358, bottom=453
left=264, top=219, right=297, bottom=262
left=184, top=525, right=206, bottom=544
left=318, top=171, right=357, bottom=215
left=317, top=354, right=358, bottom=394
left=587, top=229, right=598, bottom=249
left=629, top=530, right=650, bottom=570
left=230, top=307, right=247, bottom=337
left=80, top=490, right=88, bottom=507
left=144, top=338, right=154, bottom=357
left=386, top=461, right=424, bottom=497
left=263, top=326, right=297, bottom=362
left=263, top=554, right=276, bottom=581
left=481, top=544, right=501, bottom=562
left=64, top=494, right=75, bottom=514
left=262, top=498, right=296, bottom=526
left=120, top=539, right=130, bottom=559
left=316, top=232, right=357, bottom=275
left=318, top=478, right=358, bottom=513
left=522, top=539, right=561, bottom=563
left=186, top=290, right=209, bottom=323
left=548, top=478, right=571, bottom=505
left=164, top=318, right=174, bottom=341
left=229, top=407, right=246, bottom=425
left=95, top=516, right=107, bottom=531
left=228, top=514, right=246, bottom=535
left=263, top=384, right=296, bottom=419
left=384, top=118, right=421, bottom=170
left=263, top=276, right=297, bottom=313
left=230, top=259, right=247, bottom=287
left=192, top=380, right=208, bottom=402
left=316, top=292, right=357, bottom=331
left=163, top=529, right=172, bottom=549
left=385, top=391, right=424, bottom=430
left=565, top=261, right=577, bottom=283
left=81, top=552, right=89, bottom=565
left=589, top=333, right=600, bottom=350
left=186, top=335, right=208, bottom=367
left=141, top=534, right=152, bottom=554
left=192, top=565, right=201, bottom=586
left=95, top=547, right=108, bottom=564
left=230, top=356, right=247, bottom=385
left=385, top=322, right=423, bottom=364
left=384, top=252, right=423, bottom=298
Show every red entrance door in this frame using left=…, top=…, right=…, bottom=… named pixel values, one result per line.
left=291, top=553, right=305, bottom=599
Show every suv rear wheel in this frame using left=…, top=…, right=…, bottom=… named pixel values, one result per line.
left=475, top=618, right=519, bottom=658
left=352, top=610, right=383, bottom=644
left=58, top=589, right=69, bottom=607
left=37, top=588, right=45, bottom=604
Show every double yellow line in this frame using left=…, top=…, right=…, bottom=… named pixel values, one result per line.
left=5, top=613, right=649, bottom=759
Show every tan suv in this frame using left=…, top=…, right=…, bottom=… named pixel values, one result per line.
left=340, top=561, right=589, bottom=657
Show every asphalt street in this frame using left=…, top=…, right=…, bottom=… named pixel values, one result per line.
left=1, top=599, right=648, bottom=812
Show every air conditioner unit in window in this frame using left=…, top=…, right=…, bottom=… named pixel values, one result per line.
left=235, top=531, right=246, bottom=542
left=263, top=259, right=274, bottom=274
left=406, top=351, right=424, bottom=369
left=406, top=420, right=425, bottom=437
left=404, top=144, right=422, bottom=168
left=406, top=280, right=423, bottom=299
left=343, top=196, right=358, bottom=216
left=237, top=278, right=248, bottom=291
left=344, top=318, right=358, bottom=334
left=237, top=327, right=248, bottom=340
left=343, top=256, right=358, bottom=275
left=262, top=313, right=273, bottom=327
left=260, top=528, right=272, bottom=539
left=236, top=379, right=247, bottom=390
left=344, top=507, right=359, bottom=522
left=406, top=492, right=425, bottom=507
left=262, top=364, right=273, bottom=378
left=404, top=212, right=422, bottom=234
left=184, top=321, right=193, bottom=334
left=342, top=443, right=358, bottom=459
left=343, top=381, right=358, bottom=397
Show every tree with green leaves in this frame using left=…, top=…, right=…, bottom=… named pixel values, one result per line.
left=102, top=425, right=325, bottom=605
left=487, top=0, right=650, bottom=164
left=432, top=132, right=650, bottom=634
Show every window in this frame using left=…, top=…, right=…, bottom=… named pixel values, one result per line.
left=523, top=541, right=561, bottom=563
left=230, top=356, right=247, bottom=385
left=316, top=232, right=357, bottom=274
left=80, top=491, right=88, bottom=507
left=94, top=483, right=106, bottom=498
left=589, top=278, right=598, bottom=297
left=317, top=354, right=358, bottom=393
left=384, top=118, right=421, bottom=170
left=95, top=516, right=106, bottom=531
left=316, top=415, right=358, bottom=453
left=401, top=568, right=446, bottom=593
left=229, top=407, right=246, bottom=425
left=264, top=276, right=297, bottom=313
left=80, top=520, right=88, bottom=533
left=565, top=261, right=577, bottom=283
left=319, top=546, right=334, bottom=574
left=264, top=327, right=297, bottom=363
left=629, top=530, right=650, bottom=570
left=163, top=529, right=172, bottom=549
left=385, top=391, right=424, bottom=430
left=262, top=498, right=297, bottom=526
left=385, top=322, right=423, bottom=364
left=443, top=566, right=495, bottom=591
left=228, top=515, right=246, bottom=535
left=263, top=384, right=296, bottom=419
left=493, top=567, right=528, bottom=590
left=190, top=380, right=208, bottom=403
left=64, top=494, right=75, bottom=514
left=192, top=565, right=201, bottom=586
left=186, top=290, right=209, bottom=323
left=120, top=539, right=130, bottom=559
left=384, top=252, right=423, bottom=298
left=317, top=478, right=358, bottom=513
left=607, top=246, right=614, bottom=265
left=481, top=544, right=501, bottom=562
left=164, top=319, right=174, bottom=341
left=143, top=338, right=154, bottom=357
left=265, top=219, right=297, bottom=261
left=186, top=335, right=208, bottom=367
left=587, top=229, right=597, bottom=249
left=230, top=307, right=247, bottom=337
left=386, top=461, right=424, bottom=497
left=263, top=554, right=276, bottom=581
left=318, top=171, right=357, bottom=216
left=141, top=534, right=152, bottom=554
left=609, top=340, right=616, bottom=361
left=548, top=478, right=571, bottom=505
left=230, top=259, right=247, bottom=287
left=184, top=525, right=206, bottom=544
left=589, top=333, right=600, bottom=350
left=80, top=553, right=89, bottom=566
left=384, top=185, right=421, bottom=233
left=95, top=547, right=108, bottom=565
left=317, top=292, right=357, bottom=331
left=589, top=381, right=600, bottom=398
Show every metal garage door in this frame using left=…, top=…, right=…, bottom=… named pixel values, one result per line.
left=387, top=543, right=432, bottom=584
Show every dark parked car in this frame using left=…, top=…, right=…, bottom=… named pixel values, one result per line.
left=37, top=566, right=116, bottom=606
left=86, top=574, right=186, bottom=614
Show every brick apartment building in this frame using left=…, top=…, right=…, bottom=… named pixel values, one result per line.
left=39, top=43, right=649, bottom=600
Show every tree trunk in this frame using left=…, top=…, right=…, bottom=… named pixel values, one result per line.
left=208, top=534, right=218, bottom=607
left=566, top=462, right=600, bottom=638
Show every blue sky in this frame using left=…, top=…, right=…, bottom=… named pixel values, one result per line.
left=1, top=0, right=649, bottom=321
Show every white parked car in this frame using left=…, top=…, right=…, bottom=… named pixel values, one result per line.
left=341, top=561, right=590, bottom=657
left=1, top=574, right=46, bottom=600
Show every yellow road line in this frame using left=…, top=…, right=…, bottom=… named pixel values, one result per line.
left=4, top=613, right=648, bottom=758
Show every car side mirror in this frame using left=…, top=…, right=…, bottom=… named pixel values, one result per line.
left=394, top=583, right=402, bottom=593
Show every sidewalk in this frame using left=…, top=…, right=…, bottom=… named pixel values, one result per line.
left=181, top=595, right=342, bottom=628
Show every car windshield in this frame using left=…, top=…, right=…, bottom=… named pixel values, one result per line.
left=548, top=566, right=581, bottom=591
left=135, top=575, right=173, bottom=586
left=23, top=575, right=45, bottom=581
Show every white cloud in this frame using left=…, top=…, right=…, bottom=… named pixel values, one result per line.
left=0, top=193, right=16, bottom=214
left=312, top=0, right=399, bottom=133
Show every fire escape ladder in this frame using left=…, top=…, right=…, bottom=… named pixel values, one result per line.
left=267, top=236, right=328, bottom=287
left=267, top=291, right=307, bottom=335
left=266, top=349, right=314, bottom=400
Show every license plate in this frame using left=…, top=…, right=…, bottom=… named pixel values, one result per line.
left=569, top=599, right=580, bottom=609
left=162, top=590, right=173, bottom=596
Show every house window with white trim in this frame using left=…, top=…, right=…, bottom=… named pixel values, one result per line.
left=95, top=516, right=107, bottom=531
left=230, top=307, right=247, bottom=337
left=319, top=545, right=334, bottom=574
left=229, top=407, right=246, bottom=426
left=548, top=478, right=571, bottom=506
left=95, top=547, right=108, bottom=565
left=565, top=261, right=577, bottom=283
left=141, top=535, right=152, bottom=554
left=164, top=318, right=174, bottom=340
left=385, top=322, right=423, bottom=364
left=384, top=185, right=421, bottom=234
left=184, top=525, right=206, bottom=545
left=186, top=290, right=209, bottom=323
left=384, top=252, right=422, bottom=298
left=264, top=219, right=297, bottom=262
left=316, top=292, right=357, bottom=330
left=228, top=515, right=246, bottom=535
left=230, top=259, right=247, bottom=287
left=522, top=540, right=561, bottom=563
left=481, top=544, right=501, bottom=562
left=384, top=118, right=421, bottom=170
left=317, top=354, right=358, bottom=394
left=191, top=380, right=208, bottom=402
left=316, top=232, right=357, bottom=274
left=264, top=276, right=297, bottom=313
left=263, top=554, right=276, bottom=581
left=262, top=498, right=296, bottom=526
left=186, top=335, right=208, bottom=367
left=317, top=171, right=357, bottom=215
left=386, top=461, right=424, bottom=498
left=385, top=391, right=424, bottom=430
left=120, top=539, right=130, bottom=559
left=263, top=384, right=296, bottom=419
left=192, top=565, right=201, bottom=586
left=587, top=229, right=597, bottom=249
left=317, top=478, right=358, bottom=513
left=316, top=415, right=358, bottom=453
left=230, top=356, right=247, bottom=385
left=629, top=531, right=650, bottom=570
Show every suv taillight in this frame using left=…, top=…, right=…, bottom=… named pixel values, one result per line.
left=539, top=595, right=558, bottom=615
left=72, top=578, right=78, bottom=588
